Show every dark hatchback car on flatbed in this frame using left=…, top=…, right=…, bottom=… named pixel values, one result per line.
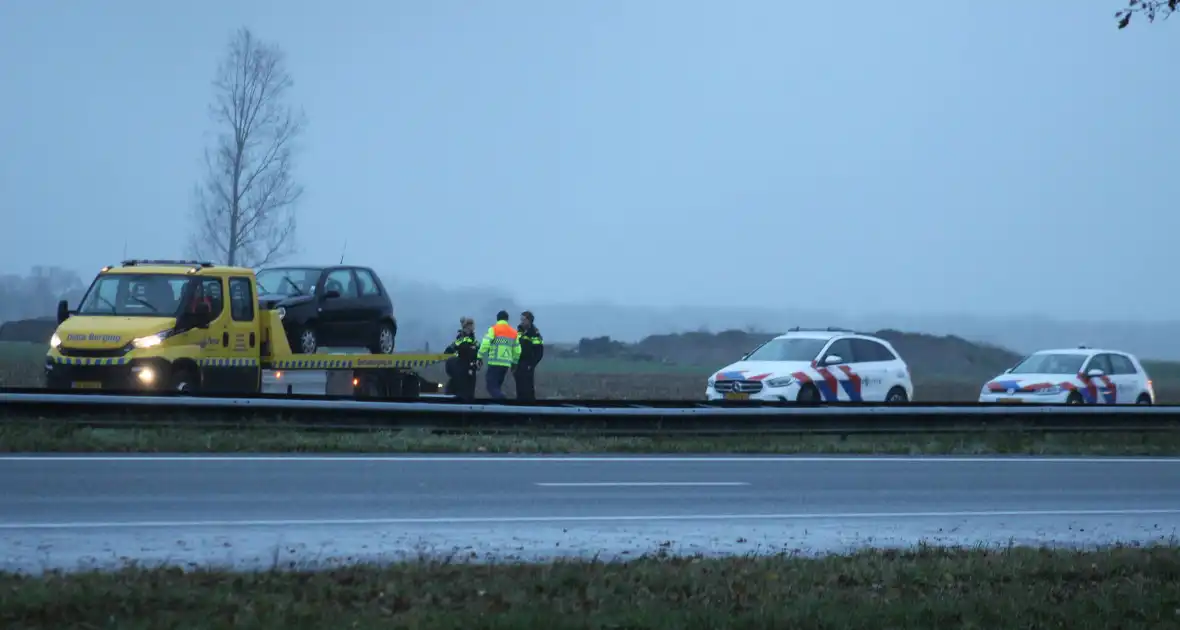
left=255, top=265, right=396, bottom=355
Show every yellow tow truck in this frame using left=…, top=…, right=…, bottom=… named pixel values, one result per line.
left=44, top=260, right=453, bottom=398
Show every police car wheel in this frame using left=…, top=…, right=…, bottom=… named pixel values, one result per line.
left=1136, top=394, right=1153, bottom=405
left=885, top=387, right=908, bottom=403
left=796, top=385, right=821, bottom=403
left=1066, top=392, right=1085, bottom=405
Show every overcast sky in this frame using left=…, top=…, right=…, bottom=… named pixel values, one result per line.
left=1, top=1, right=1175, bottom=321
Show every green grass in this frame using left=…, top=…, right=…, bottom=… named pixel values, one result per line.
left=543, top=356, right=709, bottom=375
left=1145, top=360, right=1180, bottom=381
left=4, top=420, right=1180, bottom=455
left=4, top=545, right=1180, bottom=628
left=0, top=341, right=45, bottom=388
left=7, top=340, right=1180, bottom=401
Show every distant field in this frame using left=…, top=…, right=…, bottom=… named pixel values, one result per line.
left=5, top=341, right=1180, bottom=402
left=543, top=357, right=708, bottom=375
left=0, top=342, right=45, bottom=388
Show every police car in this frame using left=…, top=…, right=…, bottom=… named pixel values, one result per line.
left=978, top=346, right=1154, bottom=405
left=706, top=328, right=915, bottom=403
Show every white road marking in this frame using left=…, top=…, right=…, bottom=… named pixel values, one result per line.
left=533, top=486, right=745, bottom=490
left=2, top=508, right=1179, bottom=530
left=1, top=455, right=1179, bottom=464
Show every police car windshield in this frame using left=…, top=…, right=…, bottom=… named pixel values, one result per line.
left=743, top=337, right=828, bottom=362
left=1008, top=353, right=1087, bottom=375
left=257, top=268, right=319, bottom=297
left=76, top=274, right=191, bottom=317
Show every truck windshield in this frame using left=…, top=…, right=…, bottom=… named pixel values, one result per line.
left=743, top=337, right=828, bottom=362
left=257, top=268, right=320, bottom=297
left=1008, top=353, right=1087, bottom=375
left=76, top=274, right=192, bottom=317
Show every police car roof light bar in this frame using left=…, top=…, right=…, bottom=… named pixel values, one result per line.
left=787, top=326, right=856, bottom=333
left=121, top=259, right=214, bottom=268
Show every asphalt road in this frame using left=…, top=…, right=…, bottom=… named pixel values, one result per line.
left=3, top=454, right=1180, bottom=572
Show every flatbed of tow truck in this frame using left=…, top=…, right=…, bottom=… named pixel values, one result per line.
left=258, top=311, right=453, bottom=398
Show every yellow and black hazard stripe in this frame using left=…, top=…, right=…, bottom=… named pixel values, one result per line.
left=197, top=358, right=260, bottom=367
left=50, top=356, right=129, bottom=366
left=270, top=357, right=450, bottom=370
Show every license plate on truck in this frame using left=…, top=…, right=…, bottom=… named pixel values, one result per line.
left=725, top=392, right=750, bottom=401
left=71, top=381, right=102, bottom=389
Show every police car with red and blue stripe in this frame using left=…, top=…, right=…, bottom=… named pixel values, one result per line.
left=978, top=346, right=1154, bottom=405
left=706, top=328, right=914, bottom=403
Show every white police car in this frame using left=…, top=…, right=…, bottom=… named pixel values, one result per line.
left=706, top=328, right=914, bottom=403
left=978, top=346, right=1154, bottom=405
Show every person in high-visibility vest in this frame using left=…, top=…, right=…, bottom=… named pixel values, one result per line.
left=477, top=310, right=521, bottom=399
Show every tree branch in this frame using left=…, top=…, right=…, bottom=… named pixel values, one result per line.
left=1116, top=0, right=1178, bottom=29
left=189, top=26, right=305, bottom=268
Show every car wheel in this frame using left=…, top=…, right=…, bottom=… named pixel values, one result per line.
left=1137, top=394, right=1153, bottom=405
left=796, top=384, right=821, bottom=403
left=370, top=322, right=395, bottom=355
left=885, top=387, right=908, bottom=403
left=1066, top=392, right=1085, bottom=405
left=297, top=327, right=318, bottom=354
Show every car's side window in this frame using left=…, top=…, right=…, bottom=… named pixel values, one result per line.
left=1085, top=354, right=1114, bottom=375
left=1108, top=354, right=1138, bottom=375
left=354, top=269, right=381, bottom=296
left=228, top=277, right=254, bottom=322
left=323, top=269, right=359, bottom=299
left=823, top=339, right=856, bottom=364
left=851, top=339, right=894, bottom=362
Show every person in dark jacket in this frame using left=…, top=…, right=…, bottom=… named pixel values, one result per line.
left=444, top=317, right=479, bottom=400
left=514, top=310, right=544, bottom=401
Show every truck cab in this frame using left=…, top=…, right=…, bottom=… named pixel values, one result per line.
left=46, top=260, right=449, bottom=397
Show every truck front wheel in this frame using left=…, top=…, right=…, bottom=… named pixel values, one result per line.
left=172, top=366, right=200, bottom=394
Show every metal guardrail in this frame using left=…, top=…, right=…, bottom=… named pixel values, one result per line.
left=3, top=389, right=1180, bottom=436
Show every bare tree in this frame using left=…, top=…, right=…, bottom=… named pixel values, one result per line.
left=189, top=27, right=306, bottom=267
left=1116, top=0, right=1178, bottom=28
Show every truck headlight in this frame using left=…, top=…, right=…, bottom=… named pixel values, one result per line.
left=767, top=376, right=795, bottom=388
left=277, top=306, right=287, bottom=320
left=132, top=330, right=171, bottom=349
left=49, top=333, right=61, bottom=349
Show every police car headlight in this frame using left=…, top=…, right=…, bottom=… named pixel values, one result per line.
left=49, top=333, right=61, bottom=349
left=707, top=377, right=716, bottom=389
left=132, top=330, right=171, bottom=349
left=1032, top=385, right=1063, bottom=395
left=277, top=306, right=287, bottom=320
left=767, top=376, right=795, bottom=388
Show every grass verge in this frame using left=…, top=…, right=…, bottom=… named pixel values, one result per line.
left=4, top=545, right=1180, bottom=628
left=4, top=421, right=1180, bottom=455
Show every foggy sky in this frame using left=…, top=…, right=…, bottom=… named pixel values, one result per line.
left=1, top=1, right=1176, bottom=322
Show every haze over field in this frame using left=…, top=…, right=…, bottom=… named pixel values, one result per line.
left=1, top=2, right=1175, bottom=356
